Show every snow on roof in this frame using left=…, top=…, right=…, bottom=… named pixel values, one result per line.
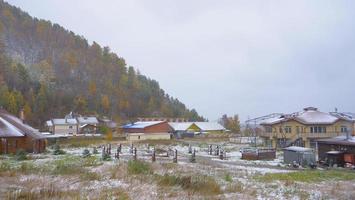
left=169, top=122, right=193, bottom=131
left=194, top=122, right=225, bottom=131
left=317, top=135, right=355, bottom=145
left=330, top=112, right=355, bottom=122
left=0, top=117, right=25, bottom=137
left=46, top=120, right=53, bottom=126
left=122, top=121, right=165, bottom=129
left=260, top=107, right=342, bottom=125
left=0, top=109, right=44, bottom=139
left=52, top=118, right=78, bottom=125
left=283, top=146, right=313, bottom=152
left=295, top=110, right=339, bottom=124
left=260, top=116, right=285, bottom=125
left=77, top=117, right=98, bottom=124
left=326, top=151, right=343, bottom=154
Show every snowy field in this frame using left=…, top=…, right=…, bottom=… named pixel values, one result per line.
left=1, top=140, right=355, bottom=200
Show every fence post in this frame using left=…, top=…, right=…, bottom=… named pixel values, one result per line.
left=173, top=149, right=177, bottom=163
left=115, top=150, right=120, bottom=160
left=152, top=148, right=156, bottom=162
left=219, top=149, right=224, bottom=160
left=130, top=144, right=133, bottom=154
left=134, top=147, right=137, bottom=160
left=190, top=148, right=196, bottom=163
left=118, top=144, right=121, bottom=153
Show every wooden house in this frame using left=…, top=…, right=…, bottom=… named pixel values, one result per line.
left=0, top=109, right=46, bottom=154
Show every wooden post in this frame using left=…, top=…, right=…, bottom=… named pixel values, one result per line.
left=152, top=148, right=156, bottom=162
left=108, top=144, right=111, bottom=155
left=209, top=145, right=212, bottom=155
left=190, top=148, right=196, bottom=163
left=219, top=149, right=224, bottom=160
left=130, top=143, right=133, bottom=154
left=173, top=149, right=177, bottom=163
left=117, top=144, right=121, bottom=153
left=134, top=147, right=137, bottom=160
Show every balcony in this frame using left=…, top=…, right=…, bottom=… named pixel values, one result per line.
left=306, top=132, right=340, bottom=138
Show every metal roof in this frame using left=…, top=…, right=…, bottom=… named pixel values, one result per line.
left=51, top=118, right=78, bottom=125
left=77, top=117, right=98, bottom=124
left=0, top=109, right=45, bottom=139
left=122, top=121, right=165, bottom=129
left=317, top=136, right=355, bottom=146
left=169, top=122, right=194, bottom=131
left=283, top=146, right=313, bottom=152
left=194, top=122, right=225, bottom=131
left=0, top=117, right=25, bottom=137
left=260, top=107, right=343, bottom=125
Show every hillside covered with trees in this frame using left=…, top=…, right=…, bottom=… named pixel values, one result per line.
left=0, top=0, right=204, bottom=127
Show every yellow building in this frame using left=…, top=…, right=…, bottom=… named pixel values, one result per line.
left=260, top=107, right=354, bottom=149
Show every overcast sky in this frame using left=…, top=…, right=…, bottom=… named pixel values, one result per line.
left=7, top=0, right=355, bottom=121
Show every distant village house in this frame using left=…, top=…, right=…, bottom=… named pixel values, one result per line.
left=45, top=112, right=99, bottom=136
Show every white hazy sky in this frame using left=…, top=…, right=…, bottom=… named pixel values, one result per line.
left=7, top=0, right=355, bottom=121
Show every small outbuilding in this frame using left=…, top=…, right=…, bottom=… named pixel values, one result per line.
left=317, top=136, right=355, bottom=167
left=283, top=146, right=316, bottom=166
left=122, top=121, right=172, bottom=141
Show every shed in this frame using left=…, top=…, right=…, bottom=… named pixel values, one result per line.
left=122, top=121, right=172, bottom=141
left=283, top=146, right=315, bottom=166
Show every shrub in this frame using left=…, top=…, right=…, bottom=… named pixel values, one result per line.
left=83, top=156, right=102, bottom=167
left=224, top=173, right=233, bottom=182
left=82, top=149, right=91, bottom=158
left=92, top=147, right=99, bottom=154
left=15, top=149, right=27, bottom=161
left=102, top=152, right=111, bottom=161
left=127, top=160, right=152, bottom=175
left=52, top=144, right=66, bottom=155
left=0, top=161, right=12, bottom=172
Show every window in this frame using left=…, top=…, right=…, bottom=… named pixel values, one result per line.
left=285, top=126, right=291, bottom=133
left=341, top=126, right=348, bottom=133
left=69, top=126, right=73, bottom=129
left=265, top=126, right=272, bottom=133
left=310, top=126, right=326, bottom=133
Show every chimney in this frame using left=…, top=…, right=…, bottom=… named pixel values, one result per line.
left=19, top=108, right=25, bottom=123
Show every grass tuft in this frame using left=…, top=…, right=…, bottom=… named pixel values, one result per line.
left=256, top=169, right=355, bottom=183
left=127, top=160, right=152, bottom=175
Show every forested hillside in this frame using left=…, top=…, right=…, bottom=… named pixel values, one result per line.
left=0, top=0, right=204, bottom=127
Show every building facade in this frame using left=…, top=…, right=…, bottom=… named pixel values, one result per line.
left=46, top=113, right=98, bottom=136
left=122, top=121, right=172, bottom=141
left=259, top=107, right=354, bottom=148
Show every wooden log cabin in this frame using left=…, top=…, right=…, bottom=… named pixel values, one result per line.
left=0, top=109, right=46, bottom=154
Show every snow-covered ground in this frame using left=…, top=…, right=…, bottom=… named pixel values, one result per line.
left=1, top=141, right=354, bottom=200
